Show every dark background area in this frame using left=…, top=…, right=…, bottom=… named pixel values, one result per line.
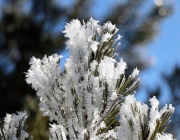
left=0, top=0, right=179, bottom=139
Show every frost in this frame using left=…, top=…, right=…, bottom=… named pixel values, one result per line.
left=156, top=133, right=175, bottom=140
left=98, top=56, right=116, bottom=79
left=132, top=67, right=139, bottom=78
left=109, top=91, right=117, bottom=101
left=0, top=112, right=32, bottom=140
left=25, top=18, right=175, bottom=140
left=90, top=60, right=98, bottom=72
left=100, top=121, right=106, bottom=128
left=2, top=18, right=175, bottom=140
left=101, top=33, right=112, bottom=42
left=89, top=40, right=99, bottom=52
left=115, top=58, right=127, bottom=76
left=105, top=95, right=175, bottom=140
left=115, top=34, right=122, bottom=41
left=25, top=18, right=174, bottom=140
left=103, top=21, right=118, bottom=33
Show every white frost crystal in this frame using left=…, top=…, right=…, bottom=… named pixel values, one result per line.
left=132, top=67, right=140, bottom=78
left=1, top=18, right=175, bottom=140
left=111, top=95, right=175, bottom=140
left=0, top=112, right=31, bottom=140
left=25, top=18, right=175, bottom=140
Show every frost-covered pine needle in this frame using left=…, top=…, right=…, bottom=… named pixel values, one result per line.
left=0, top=18, right=175, bottom=140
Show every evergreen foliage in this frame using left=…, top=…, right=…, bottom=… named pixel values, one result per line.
left=148, top=67, right=180, bottom=139
left=0, top=1, right=174, bottom=139
left=0, top=0, right=172, bottom=117
left=0, top=18, right=175, bottom=140
left=0, top=112, right=32, bottom=140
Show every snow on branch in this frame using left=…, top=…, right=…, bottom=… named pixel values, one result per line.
left=0, top=18, right=175, bottom=140
left=0, top=112, right=32, bottom=140
left=25, top=18, right=175, bottom=140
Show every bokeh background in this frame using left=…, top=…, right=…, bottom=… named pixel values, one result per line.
left=0, top=0, right=180, bottom=139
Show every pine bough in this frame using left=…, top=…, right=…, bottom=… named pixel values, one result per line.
left=0, top=18, right=175, bottom=140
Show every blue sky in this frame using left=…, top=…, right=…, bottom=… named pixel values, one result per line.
left=136, top=1, right=180, bottom=104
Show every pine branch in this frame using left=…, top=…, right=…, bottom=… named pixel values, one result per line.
left=24, top=18, right=175, bottom=140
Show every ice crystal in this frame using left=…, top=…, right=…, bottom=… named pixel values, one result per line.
left=25, top=18, right=175, bottom=140
left=1, top=18, right=175, bottom=140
